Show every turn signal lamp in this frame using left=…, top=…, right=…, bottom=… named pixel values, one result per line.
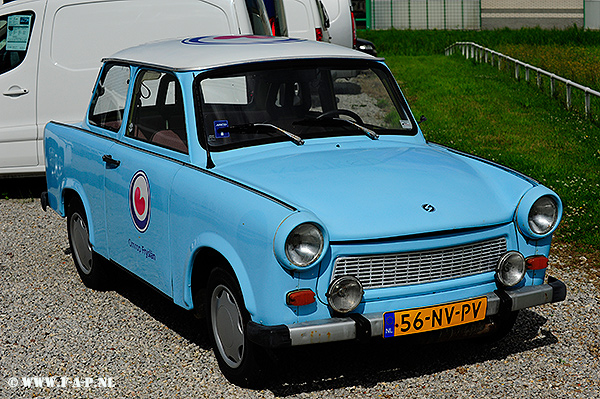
left=286, top=289, right=316, bottom=306
left=526, top=255, right=548, bottom=270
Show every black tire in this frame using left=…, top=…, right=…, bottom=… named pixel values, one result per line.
left=205, top=268, right=267, bottom=387
left=66, top=198, right=108, bottom=290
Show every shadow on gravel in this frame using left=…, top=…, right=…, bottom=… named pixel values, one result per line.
left=108, top=265, right=211, bottom=350
left=0, top=177, right=47, bottom=199
left=265, top=310, right=556, bottom=396
left=100, top=267, right=558, bottom=395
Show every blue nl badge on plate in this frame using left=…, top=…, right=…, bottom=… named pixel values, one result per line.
left=214, top=120, right=230, bottom=138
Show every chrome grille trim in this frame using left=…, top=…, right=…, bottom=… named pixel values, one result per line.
left=332, top=237, right=507, bottom=289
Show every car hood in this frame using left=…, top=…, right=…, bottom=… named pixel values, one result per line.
left=214, top=139, right=535, bottom=241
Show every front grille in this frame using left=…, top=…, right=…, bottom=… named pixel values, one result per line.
left=332, top=237, right=507, bottom=289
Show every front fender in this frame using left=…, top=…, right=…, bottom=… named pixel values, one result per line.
left=177, top=232, right=256, bottom=314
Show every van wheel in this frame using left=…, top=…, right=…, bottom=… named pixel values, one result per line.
left=67, top=199, right=107, bottom=289
left=205, top=268, right=266, bottom=387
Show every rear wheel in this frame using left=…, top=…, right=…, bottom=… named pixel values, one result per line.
left=205, top=268, right=267, bottom=387
left=67, top=199, right=108, bottom=289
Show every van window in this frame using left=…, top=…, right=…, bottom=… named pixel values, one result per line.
left=244, top=0, right=272, bottom=36
left=88, top=64, right=131, bottom=132
left=127, top=69, right=188, bottom=154
left=0, top=12, right=34, bottom=75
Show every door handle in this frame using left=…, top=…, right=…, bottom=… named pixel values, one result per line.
left=102, top=154, right=121, bottom=167
left=3, top=86, right=29, bottom=97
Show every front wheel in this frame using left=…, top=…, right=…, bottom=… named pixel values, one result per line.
left=66, top=199, right=108, bottom=290
left=205, top=268, right=267, bottom=387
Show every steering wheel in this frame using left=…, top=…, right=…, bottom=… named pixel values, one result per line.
left=317, top=109, right=364, bottom=125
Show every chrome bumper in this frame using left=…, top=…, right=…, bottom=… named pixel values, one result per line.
left=247, top=276, right=566, bottom=348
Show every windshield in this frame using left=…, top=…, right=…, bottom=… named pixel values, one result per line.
left=195, top=60, right=416, bottom=151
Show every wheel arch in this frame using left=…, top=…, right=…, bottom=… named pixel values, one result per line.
left=184, top=235, right=257, bottom=318
left=61, top=183, right=97, bottom=247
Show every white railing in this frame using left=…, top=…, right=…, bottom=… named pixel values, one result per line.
left=445, top=42, right=600, bottom=117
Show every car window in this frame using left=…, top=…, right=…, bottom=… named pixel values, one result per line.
left=126, top=69, right=188, bottom=154
left=0, top=11, right=34, bottom=75
left=88, top=64, right=130, bottom=132
left=196, top=60, right=416, bottom=151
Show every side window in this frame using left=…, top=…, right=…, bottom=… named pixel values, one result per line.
left=0, top=12, right=35, bottom=75
left=126, top=70, right=188, bottom=154
left=88, top=64, right=130, bottom=132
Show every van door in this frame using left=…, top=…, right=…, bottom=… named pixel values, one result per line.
left=0, top=8, right=41, bottom=171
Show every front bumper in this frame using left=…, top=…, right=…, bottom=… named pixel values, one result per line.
left=247, top=276, right=566, bottom=348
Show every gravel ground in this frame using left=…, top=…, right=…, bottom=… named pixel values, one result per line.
left=1, top=197, right=599, bottom=398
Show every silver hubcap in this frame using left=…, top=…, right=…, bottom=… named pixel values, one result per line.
left=70, top=212, right=93, bottom=275
left=211, top=284, right=245, bottom=368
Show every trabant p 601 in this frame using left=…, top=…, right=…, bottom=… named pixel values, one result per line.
left=42, top=35, right=566, bottom=386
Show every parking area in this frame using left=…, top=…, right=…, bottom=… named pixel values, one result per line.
left=1, top=197, right=599, bottom=398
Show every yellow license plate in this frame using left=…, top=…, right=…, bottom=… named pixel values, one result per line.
left=383, top=297, right=487, bottom=338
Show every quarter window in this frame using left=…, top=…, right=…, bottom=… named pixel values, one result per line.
left=88, top=64, right=130, bottom=132
left=0, top=12, right=34, bottom=75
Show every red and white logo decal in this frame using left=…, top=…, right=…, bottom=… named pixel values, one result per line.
left=181, top=35, right=302, bottom=46
left=129, top=171, right=151, bottom=233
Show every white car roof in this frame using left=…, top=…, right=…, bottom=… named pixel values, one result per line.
left=104, top=35, right=377, bottom=71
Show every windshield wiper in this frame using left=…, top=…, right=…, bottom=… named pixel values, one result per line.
left=293, top=117, right=379, bottom=140
left=217, top=123, right=304, bottom=146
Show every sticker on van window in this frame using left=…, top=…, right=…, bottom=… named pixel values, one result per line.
left=214, top=120, right=230, bottom=138
left=6, top=15, right=32, bottom=51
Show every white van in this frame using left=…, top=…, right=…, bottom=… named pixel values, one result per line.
left=281, top=0, right=331, bottom=42
left=0, top=0, right=272, bottom=177
left=320, top=0, right=353, bottom=48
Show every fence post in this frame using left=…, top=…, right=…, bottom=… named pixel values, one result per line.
left=515, top=63, right=519, bottom=80
left=537, top=70, right=541, bottom=88
left=566, top=83, right=572, bottom=110
left=525, top=66, right=530, bottom=82
left=551, top=76, right=555, bottom=96
left=586, top=90, right=591, bottom=117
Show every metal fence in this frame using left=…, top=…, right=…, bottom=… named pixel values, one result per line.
left=367, top=0, right=480, bottom=30
left=445, top=42, right=600, bottom=118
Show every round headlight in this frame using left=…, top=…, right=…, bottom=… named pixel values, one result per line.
left=496, top=251, right=526, bottom=287
left=528, top=196, right=558, bottom=235
left=326, top=275, right=364, bottom=313
left=285, top=223, right=324, bottom=267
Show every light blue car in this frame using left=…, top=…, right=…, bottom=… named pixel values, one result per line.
left=42, top=35, right=566, bottom=386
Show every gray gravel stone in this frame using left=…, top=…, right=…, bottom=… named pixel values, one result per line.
left=1, top=198, right=599, bottom=398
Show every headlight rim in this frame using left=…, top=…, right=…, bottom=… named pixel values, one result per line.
left=528, top=195, right=558, bottom=236
left=496, top=251, right=526, bottom=288
left=273, top=212, right=330, bottom=271
left=326, top=275, right=364, bottom=314
left=284, top=222, right=324, bottom=268
left=516, top=188, right=562, bottom=240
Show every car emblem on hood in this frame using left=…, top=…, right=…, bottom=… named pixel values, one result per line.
left=422, top=204, right=436, bottom=213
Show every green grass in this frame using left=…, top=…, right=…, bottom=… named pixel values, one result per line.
left=383, top=54, right=600, bottom=251
left=359, top=26, right=600, bottom=56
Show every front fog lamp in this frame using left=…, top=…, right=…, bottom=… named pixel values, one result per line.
left=285, top=223, right=324, bottom=267
left=496, top=251, right=526, bottom=287
left=326, top=276, right=364, bottom=313
left=528, top=196, right=558, bottom=236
